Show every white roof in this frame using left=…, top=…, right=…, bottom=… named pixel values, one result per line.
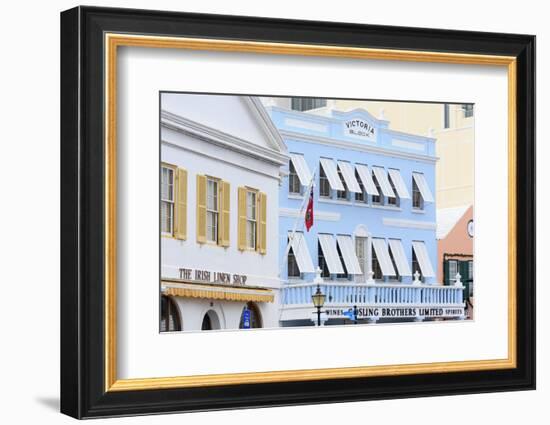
left=372, top=238, right=396, bottom=277
left=336, top=235, right=363, bottom=275
left=388, top=239, right=412, bottom=277
left=372, top=167, right=396, bottom=198
left=288, top=232, right=315, bottom=273
left=388, top=169, right=411, bottom=199
left=318, top=234, right=345, bottom=274
left=436, top=205, right=470, bottom=240
left=355, top=164, right=379, bottom=196
left=289, top=153, right=312, bottom=186
left=412, top=241, right=435, bottom=278
left=412, top=172, right=434, bottom=203
left=320, top=158, right=345, bottom=191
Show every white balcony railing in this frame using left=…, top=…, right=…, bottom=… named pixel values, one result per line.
left=281, top=281, right=464, bottom=307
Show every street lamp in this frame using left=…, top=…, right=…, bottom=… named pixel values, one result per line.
left=311, top=267, right=326, bottom=326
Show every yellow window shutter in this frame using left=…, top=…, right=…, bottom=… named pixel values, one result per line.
left=258, top=192, right=267, bottom=255
left=174, top=168, right=187, bottom=240
left=238, top=187, right=247, bottom=250
left=220, top=180, right=230, bottom=247
left=196, top=175, right=207, bottom=243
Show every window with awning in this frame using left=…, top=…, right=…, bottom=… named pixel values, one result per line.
left=388, top=169, right=411, bottom=199
left=388, top=239, right=412, bottom=276
left=412, top=241, right=435, bottom=277
left=288, top=232, right=315, bottom=273
left=355, top=164, right=379, bottom=196
left=318, top=233, right=345, bottom=274
left=412, top=172, right=434, bottom=203
left=372, top=167, right=396, bottom=198
left=289, top=153, right=312, bottom=186
left=336, top=161, right=361, bottom=193
left=336, top=235, right=363, bottom=275
left=371, top=238, right=397, bottom=277
left=319, top=158, right=345, bottom=191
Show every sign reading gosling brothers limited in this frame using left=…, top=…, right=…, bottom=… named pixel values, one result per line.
left=325, top=306, right=465, bottom=319
left=343, top=118, right=376, bottom=140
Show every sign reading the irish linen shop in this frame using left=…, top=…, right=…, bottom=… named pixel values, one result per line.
left=343, top=119, right=376, bottom=140
left=179, top=268, right=247, bottom=286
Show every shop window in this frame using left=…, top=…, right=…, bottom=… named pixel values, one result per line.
left=160, top=296, right=181, bottom=332
left=288, top=161, right=301, bottom=195
left=239, top=302, right=263, bottom=329
left=161, top=166, right=174, bottom=234
left=291, top=97, right=327, bottom=111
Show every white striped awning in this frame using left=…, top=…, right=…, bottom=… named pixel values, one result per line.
left=412, top=241, right=435, bottom=277
left=372, top=167, right=396, bottom=198
left=289, top=153, right=312, bottom=186
left=355, top=164, right=379, bottom=196
left=318, top=234, right=345, bottom=274
left=388, top=169, right=411, bottom=199
left=388, top=239, right=412, bottom=276
left=337, top=161, right=361, bottom=193
left=412, top=172, right=434, bottom=203
left=288, top=232, right=315, bottom=273
left=371, top=238, right=396, bottom=277
left=336, top=235, right=363, bottom=275
left=320, top=158, right=345, bottom=191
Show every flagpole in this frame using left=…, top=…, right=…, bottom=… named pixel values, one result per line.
left=278, top=166, right=317, bottom=323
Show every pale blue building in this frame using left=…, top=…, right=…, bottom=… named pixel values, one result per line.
left=264, top=101, right=464, bottom=325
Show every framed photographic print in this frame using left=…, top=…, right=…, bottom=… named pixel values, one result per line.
left=60, top=6, right=536, bottom=419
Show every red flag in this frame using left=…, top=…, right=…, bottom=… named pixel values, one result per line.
left=305, top=186, right=314, bottom=231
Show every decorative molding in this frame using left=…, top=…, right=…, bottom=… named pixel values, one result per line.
left=284, top=117, right=329, bottom=133
left=279, top=207, right=340, bottom=221
left=392, top=139, right=426, bottom=152
left=382, top=217, right=437, bottom=230
left=279, top=130, right=437, bottom=163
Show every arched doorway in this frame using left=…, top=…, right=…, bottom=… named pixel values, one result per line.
left=160, top=296, right=181, bottom=332
left=239, top=302, right=263, bottom=329
left=201, top=310, right=221, bottom=331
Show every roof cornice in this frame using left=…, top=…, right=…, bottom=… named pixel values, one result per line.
left=161, top=110, right=289, bottom=166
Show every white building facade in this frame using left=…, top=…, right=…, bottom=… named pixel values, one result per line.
left=160, top=93, right=288, bottom=332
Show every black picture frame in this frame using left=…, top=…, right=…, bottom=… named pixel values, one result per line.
left=60, top=5, right=535, bottom=419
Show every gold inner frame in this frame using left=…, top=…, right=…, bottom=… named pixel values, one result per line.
left=104, top=33, right=517, bottom=392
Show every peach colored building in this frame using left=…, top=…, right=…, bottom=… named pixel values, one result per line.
left=437, top=205, right=473, bottom=316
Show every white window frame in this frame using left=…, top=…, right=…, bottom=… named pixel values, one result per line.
left=161, top=165, right=175, bottom=236
left=206, top=177, right=219, bottom=243
left=245, top=189, right=257, bottom=250
left=412, top=177, right=424, bottom=210
left=288, top=161, right=301, bottom=195
left=449, top=260, right=458, bottom=284
left=319, top=163, right=331, bottom=198
left=371, top=170, right=384, bottom=205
